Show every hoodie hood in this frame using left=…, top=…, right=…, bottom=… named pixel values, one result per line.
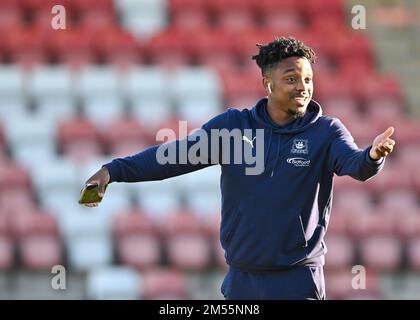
left=250, top=97, right=323, bottom=177
left=251, top=97, right=322, bottom=134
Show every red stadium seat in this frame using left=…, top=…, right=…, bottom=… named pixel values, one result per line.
left=0, top=190, right=37, bottom=219
left=78, top=9, right=116, bottom=33
left=57, top=118, right=103, bottom=163
left=255, top=0, right=301, bottom=16
left=92, top=27, right=140, bottom=68
left=102, top=118, right=149, bottom=157
left=170, top=7, right=211, bottom=32
left=327, top=211, right=347, bottom=235
left=44, top=27, right=94, bottom=69
left=188, top=31, right=235, bottom=68
left=4, top=26, right=47, bottom=68
left=367, top=163, right=411, bottom=195
left=146, top=29, right=192, bottom=68
left=14, top=210, right=62, bottom=270
left=377, top=189, right=418, bottom=214
left=221, top=68, right=266, bottom=108
left=0, top=6, right=23, bottom=31
left=324, top=267, right=380, bottom=300
left=302, top=0, right=345, bottom=24
left=406, top=237, right=420, bottom=271
left=142, top=268, right=188, bottom=299
left=334, top=33, right=374, bottom=73
left=322, top=96, right=362, bottom=124
left=324, top=234, right=355, bottom=270
left=206, top=0, right=253, bottom=16
left=359, top=235, right=402, bottom=271
left=169, top=0, right=206, bottom=14
left=159, top=211, right=212, bottom=271
left=364, top=97, right=406, bottom=128
left=0, top=214, right=14, bottom=270
left=355, top=74, right=402, bottom=105
left=69, top=0, right=115, bottom=15
left=0, top=161, right=32, bottom=194
left=394, top=208, right=420, bottom=241
left=216, top=11, right=256, bottom=33
left=333, top=189, right=373, bottom=216
left=113, top=210, right=161, bottom=270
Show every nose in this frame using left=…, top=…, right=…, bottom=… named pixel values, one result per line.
left=295, top=78, right=306, bottom=91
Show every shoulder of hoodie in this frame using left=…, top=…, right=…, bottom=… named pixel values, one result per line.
left=202, top=107, right=253, bottom=131
left=318, top=114, right=354, bottom=139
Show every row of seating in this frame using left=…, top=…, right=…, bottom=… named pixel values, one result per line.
left=86, top=265, right=381, bottom=300
left=2, top=206, right=420, bottom=275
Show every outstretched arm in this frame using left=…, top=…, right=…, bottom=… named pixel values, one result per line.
left=329, top=119, right=395, bottom=181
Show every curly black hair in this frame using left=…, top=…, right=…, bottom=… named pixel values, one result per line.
left=252, top=36, right=316, bottom=76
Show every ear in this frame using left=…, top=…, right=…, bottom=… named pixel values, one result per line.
left=262, top=77, right=271, bottom=93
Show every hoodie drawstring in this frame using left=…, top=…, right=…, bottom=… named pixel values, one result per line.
left=270, top=135, right=281, bottom=177
left=264, top=129, right=272, bottom=174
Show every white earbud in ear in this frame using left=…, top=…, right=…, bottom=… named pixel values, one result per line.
left=268, top=83, right=272, bottom=94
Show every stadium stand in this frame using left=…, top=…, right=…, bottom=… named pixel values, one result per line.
left=0, top=0, right=419, bottom=299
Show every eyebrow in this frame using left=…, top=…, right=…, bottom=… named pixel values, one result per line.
left=282, top=68, right=313, bottom=76
left=283, top=68, right=297, bottom=74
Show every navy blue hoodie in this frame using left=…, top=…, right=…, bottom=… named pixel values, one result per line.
left=104, top=98, right=384, bottom=272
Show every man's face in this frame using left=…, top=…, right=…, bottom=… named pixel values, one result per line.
left=264, top=56, right=313, bottom=118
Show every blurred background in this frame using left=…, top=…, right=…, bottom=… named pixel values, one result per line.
left=0, top=0, right=419, bottom=300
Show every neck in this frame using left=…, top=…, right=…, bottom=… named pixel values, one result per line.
left=266, top=99, right=294, bottom=126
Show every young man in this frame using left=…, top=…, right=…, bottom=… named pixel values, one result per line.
left=82, top=37, right=395, bottom=299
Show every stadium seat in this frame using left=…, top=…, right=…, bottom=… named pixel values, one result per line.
left=368, top=163, right=411, bottom=195
left=406, top=237, right=420, bottom=271
left=216, top=11, right=256, bottom=33
left=377, top=189, right=418, bottom=214
left=102, top=118, right=149, bottom=157
left=86, top=266, right=141, bottom=300
left=14, top=210, right=62, bottom=270
left=0, top=161, right=32, bottom=194
left=135, top=180, right=182, bottom=218
left=27, top=66, right=76, bottom=121
left=146, top=30, right=191, bottom=67
left=322, top=96, right=361, bottom=124
left=60, top=209, right=113, bottom=271
left=324, top=234, right=355, bottom=270
left=91, top=27, right=140, bottom=67
left=31, top=156, right=78, bottom=203
left=45, top=27, right=94, bottom=69
left=333, top=189, right=373, bottom=216
left=142, top=268, right=188, bottom=299
left=364, top=97, right=405, bottom=128
left=171, top=67, right=222, bottom=102
left=394, top=208, right=420, bottom=241
left=0, top=65, right=27, bottom=121
left=0, top=214, right=13, bottom=270
left=113, top=211, right=161, bottom=270
left=76, top=66, right=124, bottom=125
left=326, top=210, right=347, bottom=235
left=57, top=117, right=103, bottom=163
left=131, top=96, right=174, bottom=130
left=118, top=0, right=167, bottom=40
left=359, top=236, right=402, bottom=271
left=324, top=267, right=380, bottom=300
left=123, top=66, right=170, bottom=104
left=5, top=26, right=46, bottom=68
left=221, top=68, right=266, bottom=108
left=159, top=211, right=212, bottom=271
left=176, top=96, right=222, bottom=125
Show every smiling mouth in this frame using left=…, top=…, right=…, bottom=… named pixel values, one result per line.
left=293, top=96, right=308, bottom=106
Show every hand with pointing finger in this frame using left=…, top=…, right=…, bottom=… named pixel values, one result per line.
left=369, top=126, right=396, bottom=160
